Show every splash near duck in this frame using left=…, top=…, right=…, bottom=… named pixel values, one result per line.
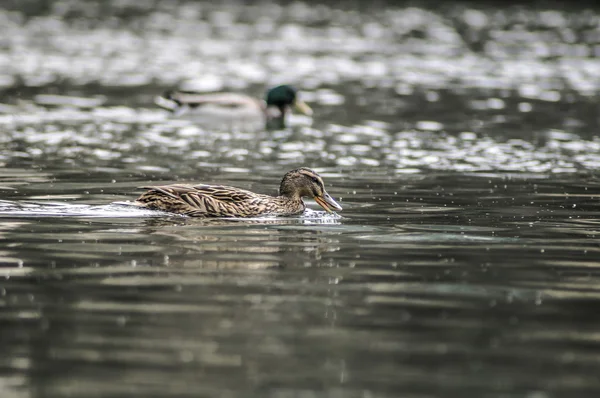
left=135, top=168, right=342, bottom=218
left=154, top=85, right=312, bottom=131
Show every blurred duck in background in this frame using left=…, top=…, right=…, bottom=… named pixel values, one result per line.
left=154, top=84, right=312, bottom=131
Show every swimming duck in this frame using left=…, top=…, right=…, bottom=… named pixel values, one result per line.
left=135, top=167, right=342, bottom=218
left=154, top=84, right=313, bottom=131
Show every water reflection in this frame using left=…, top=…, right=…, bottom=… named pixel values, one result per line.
left=2, top=104, right=600, bottom=174
left=2, top=165, right=600, bottom=397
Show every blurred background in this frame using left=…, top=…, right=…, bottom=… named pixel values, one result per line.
left=1, top=1, right=600, bottom=397
left=2, top=0, right=600, bottom=171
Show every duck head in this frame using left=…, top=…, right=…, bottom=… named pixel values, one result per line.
left=265, top=85, right=313, bottom=118
left=279, top=168, right=342, bottom=213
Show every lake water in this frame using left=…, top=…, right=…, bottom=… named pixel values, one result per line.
left=2, top=1, right=600, bottom=397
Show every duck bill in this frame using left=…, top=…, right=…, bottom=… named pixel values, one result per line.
left=294, top=99, right=313, bottom=116
left=314, top=192, right=342, bottom=213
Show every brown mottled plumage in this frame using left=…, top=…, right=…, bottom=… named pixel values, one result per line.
left=135, top=168, right=342, bottom=218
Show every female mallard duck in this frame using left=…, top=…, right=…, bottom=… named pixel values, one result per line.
left=135, top=167, right=342, bottom=218
left=154, top=84, right=312, bottom=131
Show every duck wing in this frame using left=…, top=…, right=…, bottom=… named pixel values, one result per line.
left=155, top=92, right=262, bottom=111
left=136, top=184, right=266, bottom=217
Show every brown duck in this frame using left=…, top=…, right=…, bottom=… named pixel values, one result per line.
left=135, top=168, right=342, bottom=218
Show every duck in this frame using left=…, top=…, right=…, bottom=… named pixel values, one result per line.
left=135, top=167, right=342, bottom=218
left=154, top=84, right=313, bottom=131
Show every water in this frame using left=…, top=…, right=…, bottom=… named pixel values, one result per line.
left=2, top=1, right=600, bottom=397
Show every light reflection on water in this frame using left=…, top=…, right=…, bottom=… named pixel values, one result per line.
left=2, top=1, right=600, bottom=397
left=2, top=171, right=600, bottom=397
left=2, top=105, right=600, bottom=174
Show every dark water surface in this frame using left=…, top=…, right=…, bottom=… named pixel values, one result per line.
left=2, top=1, right=600, bottom=397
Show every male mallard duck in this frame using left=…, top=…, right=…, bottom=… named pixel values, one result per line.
left=154, top=84, right=312, bottom=131
left=135, top=167, right=342, bottom=218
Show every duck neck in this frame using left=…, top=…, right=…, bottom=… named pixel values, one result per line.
left=265, top=104, right=286, bottom=124
left=277, top=104, right=287, bottom=122
left=276, top=194, right=305, bottom=211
